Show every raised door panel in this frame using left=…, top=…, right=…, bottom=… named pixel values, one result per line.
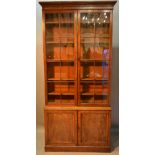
left=45, top=110, right=77, bottom=145
left=78, top=111, right=110, bottom=146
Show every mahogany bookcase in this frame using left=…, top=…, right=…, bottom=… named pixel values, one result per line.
left=39, top=0, right=117, bottom=152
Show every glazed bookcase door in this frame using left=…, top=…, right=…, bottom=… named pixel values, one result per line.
left=78, top=10, right=112, bottom=106
left=44, top=10, right=77, bottom=105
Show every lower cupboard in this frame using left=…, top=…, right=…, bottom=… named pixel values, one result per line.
left=44, top=109, right=111, bottom=152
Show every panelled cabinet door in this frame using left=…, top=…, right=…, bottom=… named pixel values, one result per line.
left=45, top=110, right=77, bottom=145
left=78, top=111, right=110, bottom=146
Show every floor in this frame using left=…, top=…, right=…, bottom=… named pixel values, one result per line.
left=36, top=126, right=119, bottom=155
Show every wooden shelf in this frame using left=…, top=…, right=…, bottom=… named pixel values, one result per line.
left=46, top=41, right=59, bottom=44
left=48, top=92, right=74, bottom=95
left=80, top=93, right=94, bottom=95
left=80, top=21, right=94, bottom=24
left=81, top=59, right=109, bottom=62
left=61, top=93, right=74, bottom=95
left=46, top=41, right=74, bottom=44
left=46, top=35, right=74, bottom=38
left=46, top=21, right=59, bottom=24
left=47, top=78, right=75, bottom=82
left=81, top=21, right=110, bottom=24
left=48, top=92, right=60, bottom=95
left=80, top=93, right=108, bottom=96
left=81, top=78, right=105, bottom=81
left=48, top=102, right=60, bottom=104
left=47, top=59, right=109, bottom=63
left=96, top=35, right=111, bottom=38
left=47, top=59, right=74, bottom=63
left=81, top=42, right=109, bottom=44
left=48, top=101, right=74, bottom=104
left=60, top=22, right=74, bottom=24
left=46, top=21, right=74, bottom=24
left=80, top=78, right=108, bottom=82
left=80, top=78, right=95, bottom=81
left=81, top=35, right=111, bottom=38
left=45, top=106, right=112, bottom=111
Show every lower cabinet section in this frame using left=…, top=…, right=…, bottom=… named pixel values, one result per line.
left=44, top=109, right=111, bottom=152
left=78, top=111, right=110, bottom=146
left=45, top=110, right=77, bottom=145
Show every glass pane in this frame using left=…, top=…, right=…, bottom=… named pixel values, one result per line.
left=80, top=95, right=94, bottom=104
left=61, top=95, right=74, bottom=104
left=60, top=13, right=74, bottom=23
left=60, top=23, right=74, bottom=36
left=95, top=23, right=109, bottom=37
left=94, top=46, right=110, bottom=60
left=80, top=38, right=94, bottom=59
left=48, top=82, right=74, bottom=94
left=47, top=62, right=60, bottom=80
left=81, top=13, right=95, bottom=37
left=61, top=82, right=74, bottom=94
left=60, top=62, right=75, bottom=80
left=61, top=81, right=74, bottom=104
left=46, top=43, right=60, bottom=59
left=80, top=82, right=94, bottom=94
left=46, top=24, right=60, bottom=41
left=45, top=13, right=60, bottom=60
left=95, top=12, right=110, bottom=37
left=94, top=61, right=109, bottom=80
left=94, top=95, right=108, bottom=104
left=95, top=81, right=109, bottom=94
left=94, top=37, right=109, bottom=60
left=45, top=13, right=59, bottom=23
left=48, top=95, right=61, bottom=104
left=47, top=81, right=75, bottom=104
left=48, top=82, right=61, bottom=104
left=80, top=62, right=94, bottom=80
left=60, top=13, right=74, bottom=37
left=48, top=82, right=61, bottom=94
left=61, top=38, right=74, bottom=60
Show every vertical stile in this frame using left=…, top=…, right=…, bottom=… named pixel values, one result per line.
left=43, top=10, right=48, bottom=105
left=59, top=13, right=62, bottom=104
left=93, top=11, right=96, bottom=104
left=108, top=10, right=113, bottom=106
left=77, top=10, right=81, bottom=105
left=74, top=10, right=78, bottom=106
